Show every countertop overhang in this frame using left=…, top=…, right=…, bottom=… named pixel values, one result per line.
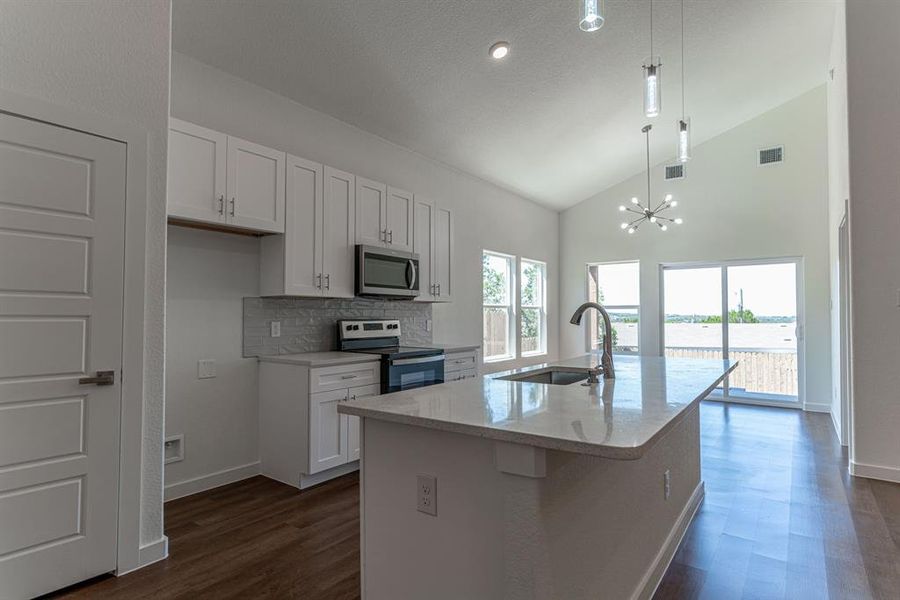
left=339, top=354, right=737, bottom=459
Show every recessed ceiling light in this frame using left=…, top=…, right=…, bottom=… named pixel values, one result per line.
left=489, top=42, right=510, bottom=60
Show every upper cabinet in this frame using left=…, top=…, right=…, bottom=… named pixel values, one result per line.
left=413, top=198, right=454, bottom=303
left=167, top=119, right=285, bottom=234
left=260, top=158, right=355, bottom=299
left=354, top=178, right=414, bottom=252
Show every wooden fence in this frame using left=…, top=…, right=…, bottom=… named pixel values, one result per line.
left=483, top=309, right=538, bottom=357
left=665, top=348, right=798, bottom=397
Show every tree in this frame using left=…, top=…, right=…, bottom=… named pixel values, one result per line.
left=482, top=254, right=505, bottom=304
left=521, top=263, right=539, bottom=340
left=701, top=309, right=759, bottom=324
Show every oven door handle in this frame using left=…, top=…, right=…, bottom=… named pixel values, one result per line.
left=391, top=354, right=444, bottom=366
left=406, top=259, right=417, bottom=290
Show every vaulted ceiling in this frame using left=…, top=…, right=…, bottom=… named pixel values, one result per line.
left=173, top=0, right=838, bottom=211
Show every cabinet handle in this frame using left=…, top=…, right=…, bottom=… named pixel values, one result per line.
left=325, top=274, right=330, bottom=290
left=437, top=283, right=441, bottom=297
left=341, top=374, right=357, bottom=380
left=217, top=195, right=224, bottom=215
left=229, top=197, right=235, bottom=216
left=388, top=230, right=393, bottom=244
left=316, top=273, right=322, bottom=289
left=380, top=229, right=386, bottom=242
left=350, top=394, right=357, bottom=401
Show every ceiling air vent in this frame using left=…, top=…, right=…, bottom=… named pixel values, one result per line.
left=665, top=164, right=685, bottom=180
left=758, top=145, right=784, bottom=166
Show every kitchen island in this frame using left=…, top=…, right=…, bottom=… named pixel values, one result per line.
left=339, top=354, right=736, bottom=600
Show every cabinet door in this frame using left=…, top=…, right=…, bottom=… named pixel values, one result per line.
left=355, top=176, right=386, bottom=247
left=386, top=187, right=414, bottom=252
left=433, top=205, right=454, bottom=302
left=309, top=388, right=349, bottom=474
left=226, top=136, right=286, bottom=233
left=347, top=383, right=380, bottom=462
left=413, top=198, right=435, bottom=302
left=323, top=166, right=356, bottom=298
left=283, top=155, right=324, bottom=296
left=167, top=119, right=226, bottom=224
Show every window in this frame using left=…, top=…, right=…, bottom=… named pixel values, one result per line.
left=586, top=261, right=640, bottom=354
left=520, top=259, right=547, bottom=356
left=483, top=251, right=515, bottom=362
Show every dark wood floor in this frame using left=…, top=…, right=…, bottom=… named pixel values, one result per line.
left=51, top=402, right=900, bottom=600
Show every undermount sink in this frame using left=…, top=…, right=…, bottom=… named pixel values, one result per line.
left=496, top=367, right=592, bottom=386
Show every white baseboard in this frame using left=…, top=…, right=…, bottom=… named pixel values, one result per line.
left=165, top=461, right=260, bottom=502
left=632, top=481, right=705, bottom=600
left=803, top=402, right=831, bottom=413
left=849, top=460, right=900, bottom=483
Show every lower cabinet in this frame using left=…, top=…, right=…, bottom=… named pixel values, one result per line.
left=259, top=359, right=380, bottom=489
left=444, top=348, right=480, bottom=382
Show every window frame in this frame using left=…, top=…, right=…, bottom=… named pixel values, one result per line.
left=519, top=258, right=547, bottom=358
left=585, top=261, right=641, bottom=355
left=482, top=250, right=517, bottom=363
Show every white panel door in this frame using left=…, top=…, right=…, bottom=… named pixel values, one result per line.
left=0, top=113, right=125, bottom=598
left=386, top=186, right=414, bottom=252
left=433, top=205, right=454, bottom=302
left=347, top=384, right=379, bottom=462
left=284, top=155, right=324, bottom=296
left=355, top=176, right=386, bottom=247
left=309, top=388, right=349, bottom=474
left=167, top=118, right=226, bottom=224
left=323, top=166, right=356, bottom=298
left=413, top=198, right=435, bottom=302
left=226, top=136, right=285, bottom=233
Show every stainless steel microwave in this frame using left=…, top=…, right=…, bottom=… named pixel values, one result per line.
left=356, top=245, right=420, bottom=298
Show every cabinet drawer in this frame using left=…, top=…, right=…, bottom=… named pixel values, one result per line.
left=310, top=362, right=380, bottom=394
left=445, top=351, right=477, bottom=373
left=446, top=368, right=477, bottom=382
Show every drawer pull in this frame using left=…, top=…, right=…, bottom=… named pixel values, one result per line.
left=340, top=374, right=357, bottom=380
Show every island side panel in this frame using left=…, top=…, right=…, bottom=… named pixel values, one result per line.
left=360, top=407, right=702, bottom=600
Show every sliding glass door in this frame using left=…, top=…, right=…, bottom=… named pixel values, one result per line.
left=662, top=260, right=800, bottom=405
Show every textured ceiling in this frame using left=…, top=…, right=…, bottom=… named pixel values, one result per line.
left=173, top=0, right=838, bottom=211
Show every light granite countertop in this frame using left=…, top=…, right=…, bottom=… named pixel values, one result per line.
left=257, top=352, right=380, bottom=367
left=339, top=354, right=736, bottom=459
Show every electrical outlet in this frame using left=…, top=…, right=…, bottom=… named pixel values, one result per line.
left=270, top=320, right=281, bottom=338
left=425, top=319, right=433, bottom=332
left=197, top=359, right=216, bottom=379
left=417, top=474, right=437, bottom=516
left=664, top=469, right=671, bottom=500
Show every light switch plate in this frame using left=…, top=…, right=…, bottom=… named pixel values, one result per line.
left=197, top=359, right=216, bottom=379
left=417, top=474, right=437, bottom=516
left=270, top=320, right=281, bottom=337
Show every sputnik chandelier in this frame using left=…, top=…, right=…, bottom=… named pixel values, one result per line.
left=619, top=124, right=683, bottom=234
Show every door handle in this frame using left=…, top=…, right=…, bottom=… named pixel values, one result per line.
left=229, top=197, right=235, bottom=216
left=217, top=195, right=224, bottom=215
left=79, top=370, right=115, bottom=386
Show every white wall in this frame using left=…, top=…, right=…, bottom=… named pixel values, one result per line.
left=165, top=226, right=260, bottom=497
left=171, top=52, right=559, bottom=372
left=845, top=0, right=900, bottom=482
left=560, top=87, right=831, bottom=409
left=826, top=2, right=850, bottom=441
left=0, top=1, right=171, bottom=554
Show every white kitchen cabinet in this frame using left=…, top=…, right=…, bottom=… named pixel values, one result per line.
left=260, top=160, right=356, bottom=298
left=355, top=176, right=387, bottom=247
left=324, top=166, right=356, bottom=298
left=167, top=118, right=285, bottom=234
left=347, top=383, right=379, bottom=462
left=386, top=186, right=414, bottom=251
left=259, top=360, right=381, bottom=489
left=413, top=198, right=434, bottom=302
left=433, top=205, right=454, bottom=302
left=355, top=178, right=414, bottom=251
left=226, top=136, right=285, bottom=233
left=167, top=118, right=227, bottom=224
left=260, top=155, right=323, bottom=296
left=413, top=198, right=454, bottom=302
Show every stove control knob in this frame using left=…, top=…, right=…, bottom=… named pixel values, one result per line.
left=346, top=325, right=353, bottom=331
left=353, top=325, right=360, bottom=330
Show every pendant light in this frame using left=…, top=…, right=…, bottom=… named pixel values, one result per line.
left=642, top=0, right=661, bottom=118
left=618, top=124, right=683, bottom=234
left=676, top=0, right=692, bottom=162
left=579, top=0, right=605, bottom=32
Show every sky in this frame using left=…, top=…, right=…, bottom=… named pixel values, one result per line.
left=593, top=261, right=797, bottom=317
